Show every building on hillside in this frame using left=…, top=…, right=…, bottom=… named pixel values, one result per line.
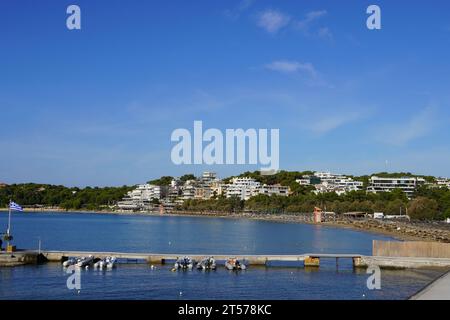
left=226, top=177, right=261, bottom=201
left=366, top=176, right=426, bottom=198
left=200, top=172, right=217, bottom=185
left=129, top=184, right=164, bottom=201
left=0, top=182, right=7, bottom=188
left=210, top=181, right=226, bottom=197
left=117, top=184, right=165, bottom=211
left=259, top=184, right=290, bottom=197
left=308, top=172, right=363, bottom=195
left=181, top=180, right=197, bottom=200
left=436, top=178, right=450, bottom=189
left=296, top=178, right=311, bottom=185
left=226, top=177, right=290, bottom=200
left=194, top=187, right=213, bottom=200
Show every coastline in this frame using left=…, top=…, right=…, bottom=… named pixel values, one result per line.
left=2, top=208, right=449, bottom=243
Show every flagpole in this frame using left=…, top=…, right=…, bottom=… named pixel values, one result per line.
left=7, top=200, right=11, bottom=236
left=7, top=200, right=12, bottom=248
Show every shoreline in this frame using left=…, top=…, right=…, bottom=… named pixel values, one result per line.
left=2, top=208, right=449, bottom=243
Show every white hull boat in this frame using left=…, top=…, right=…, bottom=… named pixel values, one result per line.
left=76, top=255, right=94, bottom=268
left=225, top=258, right=246, bottom=271
left=196, top=257, right=217, bottom=270
left=173, top=256, right=195, bottom=270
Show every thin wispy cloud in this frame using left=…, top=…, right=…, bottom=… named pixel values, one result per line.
left=308, top=111, right=363, bottom=135
left=224, top=0, right=255, bottom=20
left=256, top=9, right=291, bottom=34
left=265, top=60, right=317, bottom=78
left=253, top=8, right=332, bottom=39
left=295, top=10, right=332, bottom=39
left=296, top=10, right=327, bottom=30
left=317, top=27, right=333, bottom=40
left=377, top=106, right=437, bottom=145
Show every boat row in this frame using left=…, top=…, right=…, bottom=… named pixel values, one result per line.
left=172, top=256, right=246, bottom=271
left=62, top=255, right=117, bottom=270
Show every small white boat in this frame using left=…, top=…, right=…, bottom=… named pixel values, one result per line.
left=62, top=257, right=77, bottom=267
left=173, top=256, right=195, bottom=270
left=76, top=255, right=94, bottom=268
left=225, top=258, right=246, bottom=271
left=106, top=256, right=117, bottom=269
left=93, top=258, right=106, bottom=270
left=196, top=257, right=216, bottom=270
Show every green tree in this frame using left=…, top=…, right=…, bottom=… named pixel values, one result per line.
left=408, top=197, right=440, bottom=221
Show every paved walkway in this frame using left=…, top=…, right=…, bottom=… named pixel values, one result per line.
left=411, top=270, right=450, bottom=300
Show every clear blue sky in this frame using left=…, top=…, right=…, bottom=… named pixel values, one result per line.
left=1, top=0, right=450, bottom=186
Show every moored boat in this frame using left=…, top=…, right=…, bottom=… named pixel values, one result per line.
left=76, top=255, right=94, bottom=268
left=173, top=256, right=195, bottom=270
left=62, top=257, right=77, bottom=267
left=106, top=256, right=117, bottom=269
left=225, top=258, right=246, bottom=271
left=196, top=257, right=216, bottom=270
left=93, top=257, right=107, bottom=270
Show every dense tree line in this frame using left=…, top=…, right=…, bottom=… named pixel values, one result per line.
left=147, top=176, right=173, bottom=186
left=0, top=184, right=133, bottom=210
left=179, top=187, right=450, bottom=221
left=2, top=171, right=449, bottom=220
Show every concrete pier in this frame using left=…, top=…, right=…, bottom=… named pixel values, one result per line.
left=410, top=270, right=450, bottom=300
left=4, top=249, right=450, bottom=269
left=0, top=251, right=40, bottom=267
left=356, top=256, right=450, bottom=269
left=39, top=250, right=363, bottom=266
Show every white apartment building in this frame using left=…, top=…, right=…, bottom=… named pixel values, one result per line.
left=436, top=178, right=450, bottom=189
left=333, top=178, right=363, bottom=192
left=310, top=172, right=363, bottom=195
left=226, top=177, right=290, bottom=200
left=259, top=184, right=290, bottom=197
left=194, top=187, right=213, bottom=200
left=117, top=184, right=162, bottom=210
left=181, top=181, right=196, bottom=200
left=201, top=172, right=217, bottom=185
left=128, top=184, right=163, bottom=201
left=296, top=178, right=311, bottom=185
left=210, top=181, right=226, bottom=197
left=226, top=177, right=261, bottom=201
left=367, top=176, right=426, bottom=198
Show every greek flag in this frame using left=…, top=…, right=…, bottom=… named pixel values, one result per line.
left=9, top=201, right=23, bottom=212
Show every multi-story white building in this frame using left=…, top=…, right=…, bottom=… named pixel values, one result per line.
left=128, top=184, right=163, bottom=201
left=296, top=178, right=311, bottom=185
left=226, top=177, right=261, bottom=201
left=226, top=177, right=290, bottom=200
left=181, top=181, right=197, bottom=200
left=194, top=187, right=213, bottom=200
left=117, top=184, right=163, bottom=210
left=201, top=172, right=217, bottom=185
left=259, top=184, right=290, bottom=197
left=309, top=172, right=363, bottom=195
left=367, top=176, right=426, bottom=198
left=436, top=178, right=450, bottom=189
left=210, top=180, right=226, bottom=197
left=333, top=177, right=363, bottom=192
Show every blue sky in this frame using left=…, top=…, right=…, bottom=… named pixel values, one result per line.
left=1, top=0, right=450, bottom=186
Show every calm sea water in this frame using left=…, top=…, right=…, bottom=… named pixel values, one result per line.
left=0, top=212, right=443, bottom=300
